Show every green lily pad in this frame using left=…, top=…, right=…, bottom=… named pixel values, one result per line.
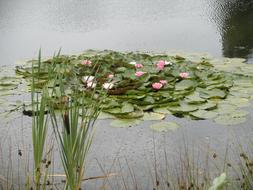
left=185, top=92, right=206, bottom=104
left=110, top=119, right=141, bottom=128
left=209, top=173, right=227, bottom=190
left=142, top=112, right=165, bottom=121
left=190, top=110, right=218, bottom=119
left=175, top=80, right=196, bottom=91
left=230, top=110, right=249, bottom=118
left=214, top=115, right=246, bottom=125
left=117, top=109, right=144, bottom=119
left=223, top=97, right=251, bottom=108
left=103, top=107, right=122, bottom=114
left=215, top=103, right=237, bottom=115
left=121, top=103, right=134, bottom=113
left=153, top=107, right=172, bottom=114
left=197, top=101, right=217, bottom=110
left=150, top=121, right=181, bottom=132
left=98, top=112, right=115, bottom=119
left=199, top=88, right=226, bottom=99
left=168, top=103, right=198, bottom=113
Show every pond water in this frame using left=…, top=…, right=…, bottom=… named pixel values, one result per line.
left=0, top=0, right=252, bottom=66
left=0, top=0, right=253, bottom=189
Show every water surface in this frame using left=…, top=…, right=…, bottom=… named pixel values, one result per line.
left=0, top=0, right=252, bottom=66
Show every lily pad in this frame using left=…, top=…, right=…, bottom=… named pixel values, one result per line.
left=110, top=119, right=141, bottom=128
left=142, top=112, right=165, bottom=121
left=168, top=103, right=198, bottom=113
left=150, top=121, right=181, bottom=132
left=98, top=112, right=115, bottom=119
left=197, top=101, right=217, bottom=110
left=190, top=110, right=218, bottom=119
left=121, top=103, right=134, bottom=113
left=215, top=103, right=237, bottom=115
left=222, top=97, right=250, bottom=108
left=153, top=107, right=172, bottom=114
left=214, top=115, right=246, bottom=125
left=199, top=88, right=226, bottom=99
left=175, top=80, right=196, bottom=91
left=185, top=92, right=206, bottom=104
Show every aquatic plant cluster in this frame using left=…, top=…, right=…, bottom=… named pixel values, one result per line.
left=1, top=50, right=253, bottom=128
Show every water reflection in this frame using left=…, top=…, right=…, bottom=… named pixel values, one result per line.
left=209, top=0, right=253, bottom=63
left=0, top=0, right=252, bottom=65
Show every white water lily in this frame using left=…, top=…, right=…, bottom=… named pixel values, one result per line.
left=82, top=76, right=95, bottom=83
left=129, top=61, right=137, bottom=65
left=164, top=61, right=172, bottom=65
left=103, top=82, right=114, bottom=90
left=86, top=81, right=96, bottom=88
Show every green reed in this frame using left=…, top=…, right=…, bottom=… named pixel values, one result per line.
left=31, top=49, right=49, bottom=190
left=49, top=61, right=105, bottom=189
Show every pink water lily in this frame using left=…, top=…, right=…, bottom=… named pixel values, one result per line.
left=152, top=82, right=163, bottom=90
left=81, top=59, right=92, bottom=66
left=108, top=74, right=114, bottom=78
left=156, top=60, right=165, bottom=70
left=179, top=72, right=189, bottom=78
left=135, top=63, right=143, bottom=69
left=135, top=71, right=146, bottom=77
left=159, top=80, right=167, bottom=85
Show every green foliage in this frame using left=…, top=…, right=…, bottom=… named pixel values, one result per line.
left=209, top=173, right=227, bottom=190
left=150, top=121, right=181, bottom=132
left=48, top=62, right=106, bottom=189
left=31, top=50, right=49, bottom=190
left=3, top=50, right=253, bottom=127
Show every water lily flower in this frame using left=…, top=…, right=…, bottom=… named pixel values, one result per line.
left=108, top=74, right=114, bottom=78
left=164, top=61, right=172, bottom=65
left=156, top=60, right=165, bottom=70
left=159, top=80, right=167, bottom=85
left=152, top=82, right=163, bottom=90
left=82, top=76, right=95, bottom=83
left=86, top=81, right=96, bottom=88
left=129, top=61, right=137, bottom=65
left=179, top=72, right=189, bottom=78
left=135, top=63, right=143, bottom=69
left=103, top=82, right=114, bottom=90
left=135, top=71, right=146, bottom=77
left=81, top=59, right=92, bottom=66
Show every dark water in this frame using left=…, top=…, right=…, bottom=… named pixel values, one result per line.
left=0, top=0, right=252, bottom=66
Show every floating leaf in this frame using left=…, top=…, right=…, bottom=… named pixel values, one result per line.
left=185, top=92, right=206, bottom=104
left=150, top=121, right=181, bottom=132
left=222, top=97, right=250, bottom=108
left=121, top=103, right=134, bottom=113
left=215, top=103, right=237, bottom=115
left=190, top=110, right=218, bottom=119
left=214, top=114, right=246, bottom=125
left=197, top=101, right=217, bottom=110
left=153, top=107, right=172, bottom=114
left=110, top=119, right=141, bottom=128
left=168, top=103, right=198, bottom=113
left=175, top=80, right=196, bottom=91
left=117, top=109, right=144, bottom=119
left=142, top=112, right=165, bottom=121
left=98, top=112, right=115, bottom=119
left=199, top=88, right=226, bottom=99
left=209, top=173, right=227, bottom=190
